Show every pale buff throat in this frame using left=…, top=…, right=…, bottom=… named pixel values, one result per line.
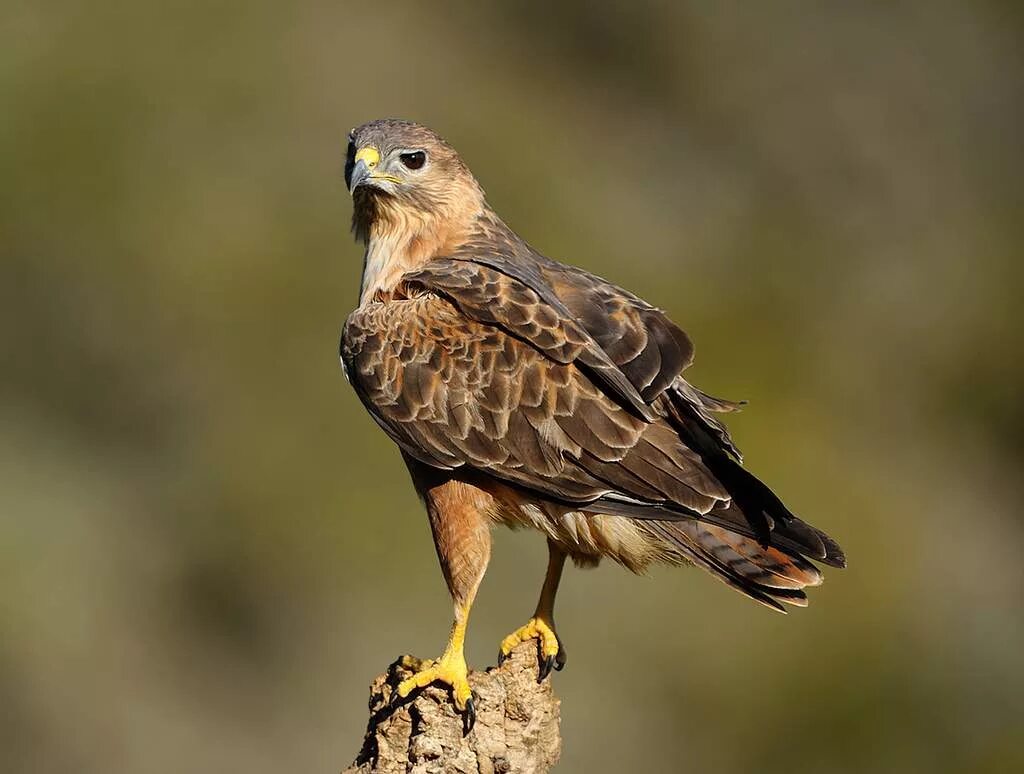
left=355, top=148, right=482, bottom=306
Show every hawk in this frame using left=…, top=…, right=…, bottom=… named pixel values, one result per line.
left=340, top=119, right=845, bottom=728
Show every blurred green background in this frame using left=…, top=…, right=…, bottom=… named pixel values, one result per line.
left=3, top=2, right=1023, bottom=772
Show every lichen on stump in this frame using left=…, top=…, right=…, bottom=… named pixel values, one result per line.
left=344, top=642, right=562, bottom=773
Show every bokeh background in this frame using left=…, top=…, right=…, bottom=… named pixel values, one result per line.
left=3, top=2, right=1023, bottom=772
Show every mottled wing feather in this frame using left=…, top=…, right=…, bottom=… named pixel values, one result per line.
left=538, top=263, right=747, bottom=459
left=440, top=250, right=743, bottom=460
left=540, top=263, right=694, bottom=401
left=402, top=260, right=657, bottom=421
left=447, top=213, right=748, bottom=453
left=341, top=293, right=727, bottom=514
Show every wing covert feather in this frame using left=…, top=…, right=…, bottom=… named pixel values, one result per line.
left=402, top=260, right=658, bottom=421
left=540, top=263, right=694, bottom=401
left=340, top=293, right=727, bottom=512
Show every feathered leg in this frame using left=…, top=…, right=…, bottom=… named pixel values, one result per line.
left=397, top=461, right=492, bottom=731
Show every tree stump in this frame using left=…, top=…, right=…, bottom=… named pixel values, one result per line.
left=343, top=643, right=562, bottom=773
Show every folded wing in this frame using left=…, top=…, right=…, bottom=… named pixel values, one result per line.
left=341, top=258, right=844, bottom=569
left=341, top=287, right=727, bottom=514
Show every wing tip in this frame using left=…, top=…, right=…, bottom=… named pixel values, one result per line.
left=814, top=530, right=847, bottom=568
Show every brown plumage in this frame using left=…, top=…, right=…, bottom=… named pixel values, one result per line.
left=339, top=119, right=845, bottom=722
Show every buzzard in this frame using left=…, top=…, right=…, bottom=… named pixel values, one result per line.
left=340, top=119, right=845, bottom=728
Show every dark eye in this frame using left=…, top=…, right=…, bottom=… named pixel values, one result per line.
left=400, top=151, right=426, bottom=170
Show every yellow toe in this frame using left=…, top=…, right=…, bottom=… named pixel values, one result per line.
left=500, top=617, right=561, bottom=660
left=396, top=651, right=472, bottom=709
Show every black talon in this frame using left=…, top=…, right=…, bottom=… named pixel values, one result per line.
left=497, top=650, right=507, bottom=667
left=388, top=687, right=408, bottom=711
left=554, top=647, right=567, bottom=672
left=463, top=695, right=476, bottom=735
left=538, top=654, right=554, bottom=682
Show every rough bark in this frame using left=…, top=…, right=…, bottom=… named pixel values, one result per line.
left=343, top=643, right=561, bottom=773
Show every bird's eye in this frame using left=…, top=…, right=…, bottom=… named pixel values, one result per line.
left=400, top=151, right=426, bottom=170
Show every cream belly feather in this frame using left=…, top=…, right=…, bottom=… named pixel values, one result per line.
left=490, top=496, right=667, bottom=573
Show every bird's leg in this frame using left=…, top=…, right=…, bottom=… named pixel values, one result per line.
left=395, top=471, right=491, bottom=731
left=499, top=538, right=567, bottom=681
left=396, top=598, right=475, bottom=727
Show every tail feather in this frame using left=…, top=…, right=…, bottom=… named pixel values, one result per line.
left=703, top=500, right=847, bottom=569
left=578, top=378, right=845, bottom=610
left=692, top=522, right=822, bottom=589
left=665, top=383, right=847, bottom=569
left=591, top=495, right=846, bottom=569
left=643, top=519, right=824, bottom=612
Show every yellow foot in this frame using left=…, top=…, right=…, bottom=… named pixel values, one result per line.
left=395, top=653, right=475, bottom=730
left=499, top=617, right=566, bottom=682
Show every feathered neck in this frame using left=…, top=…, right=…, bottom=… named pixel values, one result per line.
left=352, top=190, right=485, bottom=306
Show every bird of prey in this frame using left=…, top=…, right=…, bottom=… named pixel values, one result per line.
left=340, top=119, right=845, bottom=728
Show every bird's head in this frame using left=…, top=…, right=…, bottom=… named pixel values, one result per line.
left=345, top=119, right=484, bottom=245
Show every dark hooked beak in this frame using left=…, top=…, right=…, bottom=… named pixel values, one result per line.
left=347, top=159, right=371, bottom=193
left=347, top=147, right=380, bottom=194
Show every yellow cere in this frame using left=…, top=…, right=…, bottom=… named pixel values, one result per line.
left=354, top=146, right=380, bottom=167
